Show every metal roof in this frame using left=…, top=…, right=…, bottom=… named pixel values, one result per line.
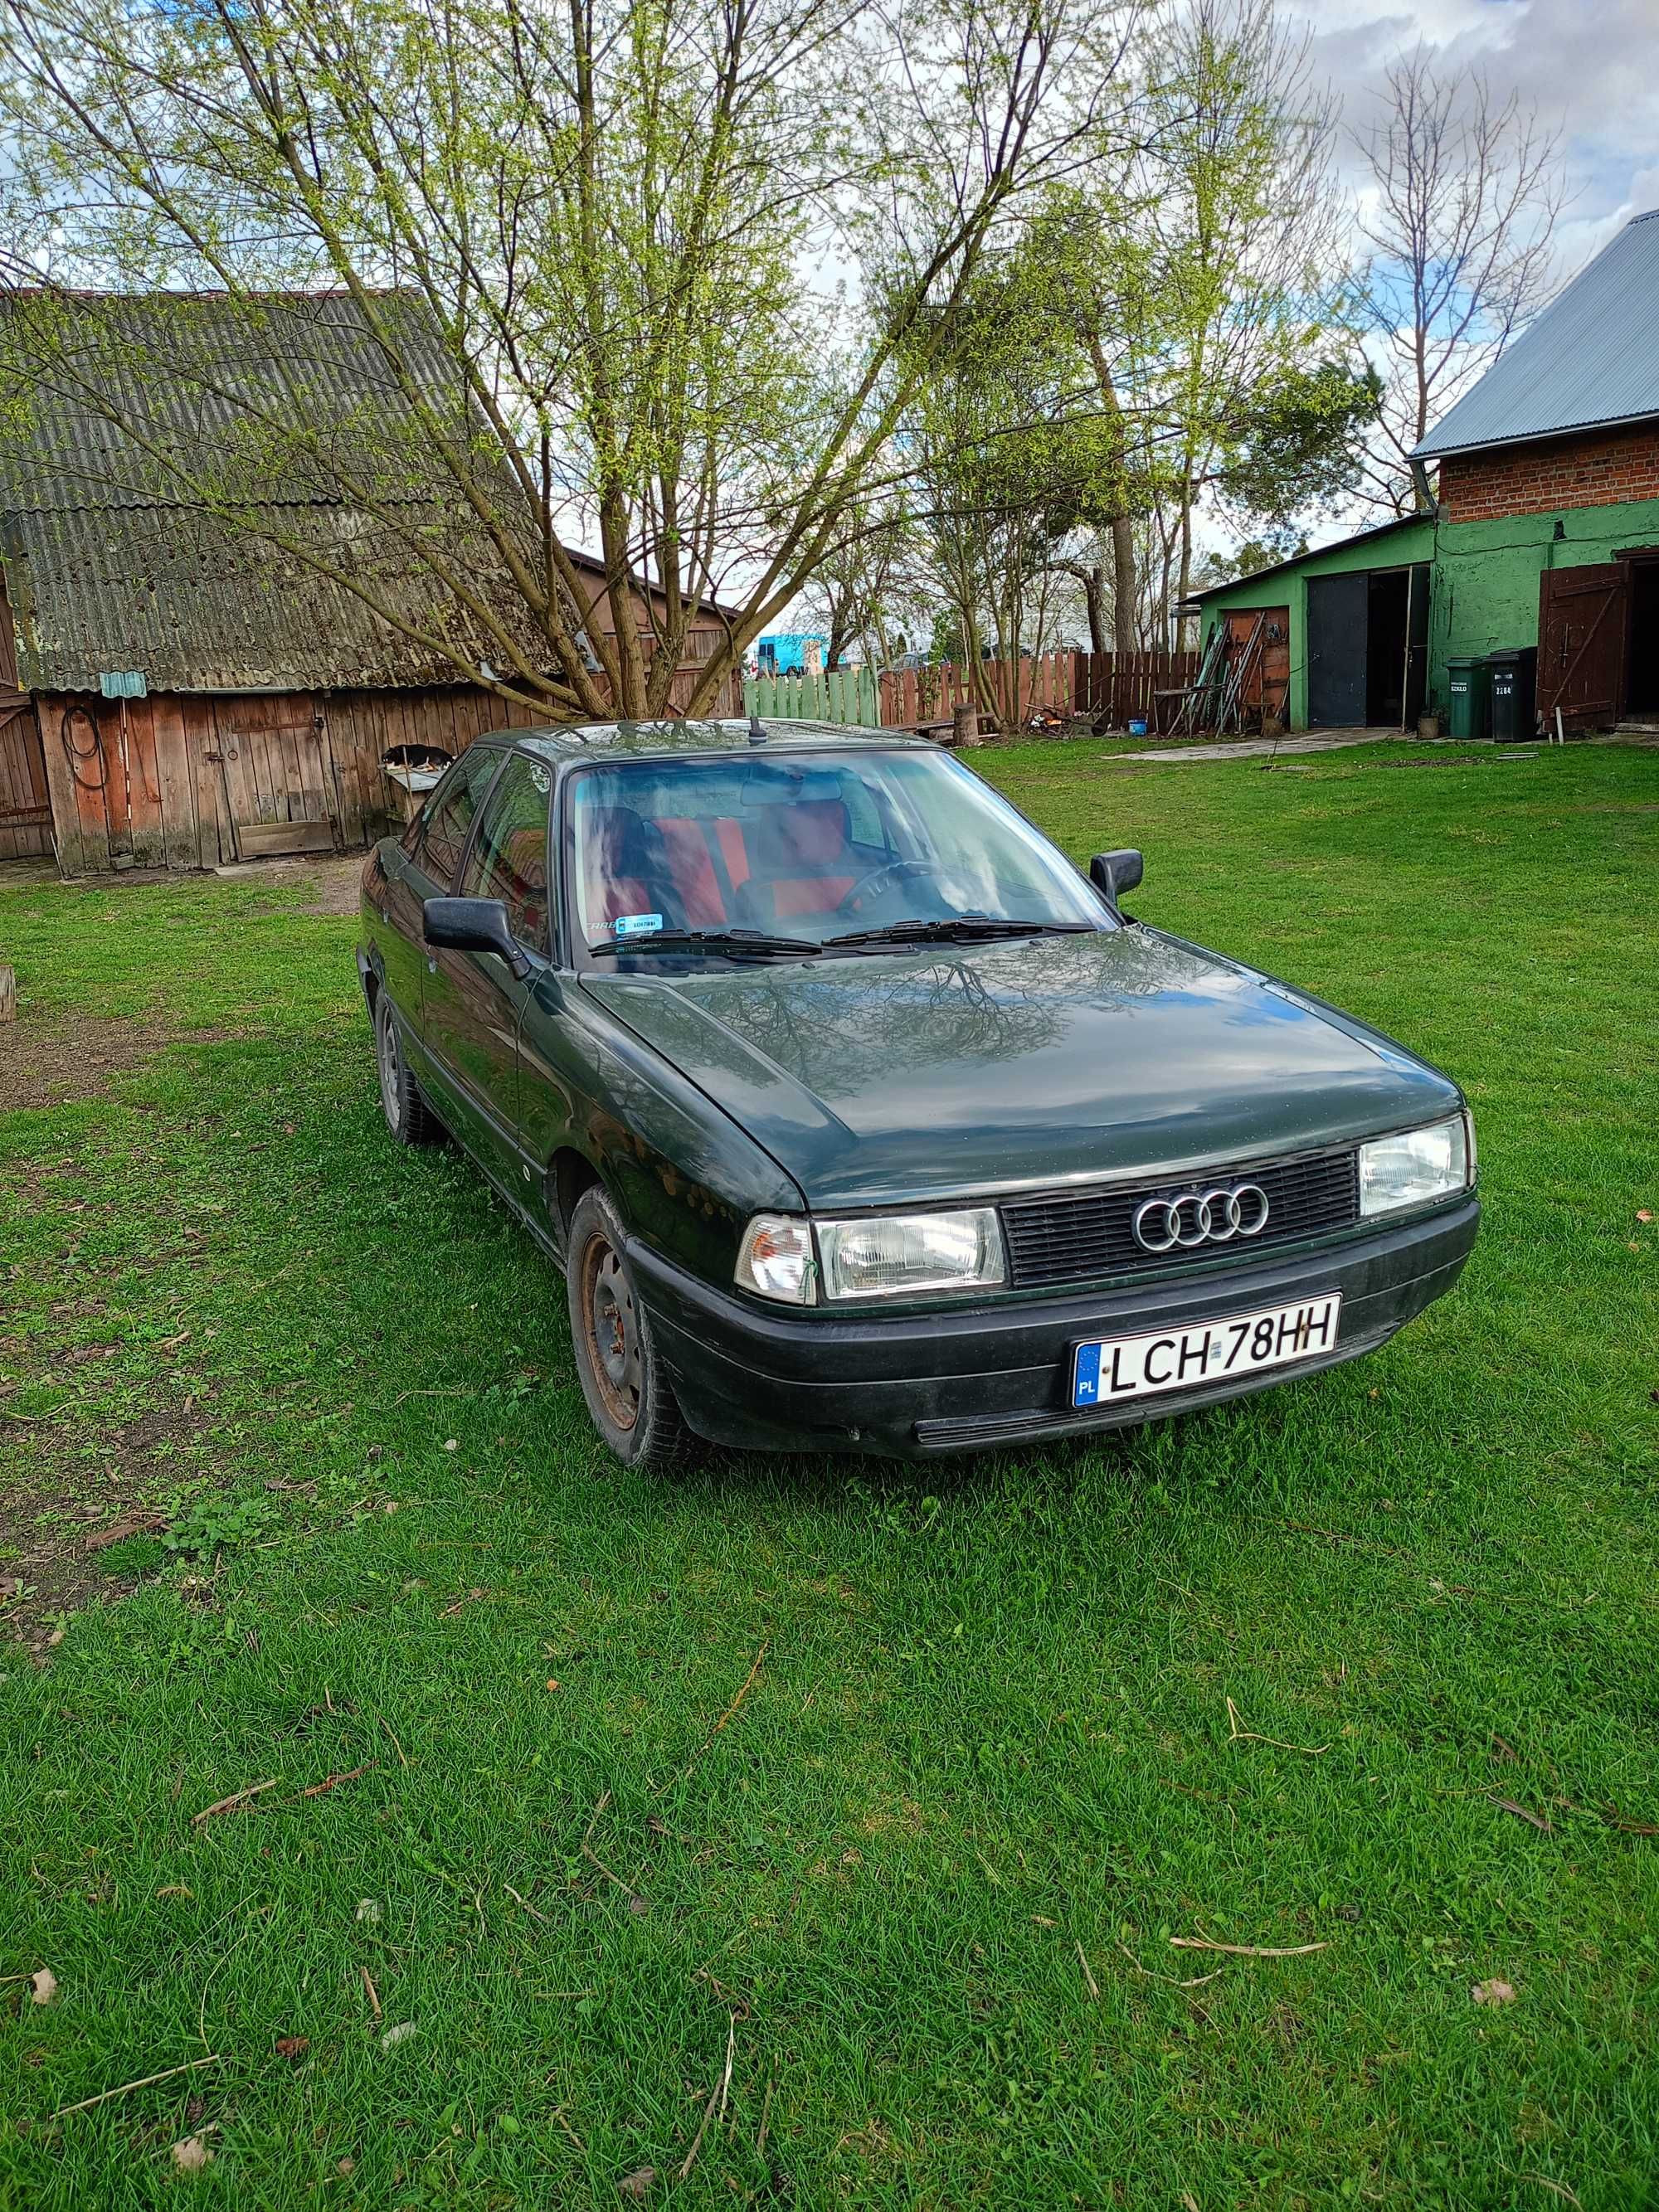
left=0, top=289, right=566, bottom=692
left=1413, top=210, right=1659, bottom=460
left=1188, top=514, right=1432, bottom=601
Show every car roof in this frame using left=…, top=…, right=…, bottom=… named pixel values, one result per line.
left=484, top=717, right=932, bottom=763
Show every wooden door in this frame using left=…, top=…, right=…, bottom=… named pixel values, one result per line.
left=0, top=692, right=51, bottom=860
left=211, top=702, right=341, bottom=859
left=1538, top=563, right=1627, bottom=730
left=0, top=569, right=54, bottom=862
left=1224, top=607, right=1290, bottom=720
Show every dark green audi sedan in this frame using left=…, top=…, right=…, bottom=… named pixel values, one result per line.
left=358, top=719, right=1478, bottom=1466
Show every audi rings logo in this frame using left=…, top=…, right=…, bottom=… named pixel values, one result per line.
left=1132, top=1183, right=1271, bottom=1253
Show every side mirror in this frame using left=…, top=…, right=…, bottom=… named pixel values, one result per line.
left=1090, top=848, right=1144, bottom=907
left=423, top=896, right=533, bottom=980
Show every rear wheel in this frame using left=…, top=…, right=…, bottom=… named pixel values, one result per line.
left=567, top=1187, right=689, bottom=1470
left=374, top=992, right=442, bottom=1146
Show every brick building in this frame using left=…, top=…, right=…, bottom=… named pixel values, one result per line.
left=1189, top=208, right=1659, bottom=733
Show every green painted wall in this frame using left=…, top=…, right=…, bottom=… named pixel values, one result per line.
left=1196, top=519, right=1435, bottom=730
left=1428, top=498, right=1659, bottom=709
left=1197, top=498, right=1659, bottom=731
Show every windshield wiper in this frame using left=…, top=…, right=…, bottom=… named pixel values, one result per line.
left=587, top=926, right=819, bottom=960
left=823, top=917, right=1098, bottom=950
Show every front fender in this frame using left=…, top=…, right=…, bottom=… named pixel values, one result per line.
left=522, top=971, right=805, bottom=1293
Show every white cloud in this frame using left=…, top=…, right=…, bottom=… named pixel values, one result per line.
left=1292, top=0, right=1659, bottom=259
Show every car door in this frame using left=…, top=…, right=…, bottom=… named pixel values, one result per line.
left=377, top=744, right=504, bottom=1051
left=420, top=752, right=554, bottom=1181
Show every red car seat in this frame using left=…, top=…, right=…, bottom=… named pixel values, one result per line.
left=741, top=799, right=857, bottom=921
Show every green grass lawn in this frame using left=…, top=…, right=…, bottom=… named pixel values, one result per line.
left=1, top=737, right=1655, bottom=2210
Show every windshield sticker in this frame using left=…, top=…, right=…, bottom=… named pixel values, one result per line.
left=614, top=912, right=664, bottom=937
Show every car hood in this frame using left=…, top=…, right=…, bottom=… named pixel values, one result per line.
left=581, top=928, right=1462, bottom=1210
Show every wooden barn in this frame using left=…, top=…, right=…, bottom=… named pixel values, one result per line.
left=0, top=291, right=741, bottom=875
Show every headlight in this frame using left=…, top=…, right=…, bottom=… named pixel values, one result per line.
left=1359, top=1116, right=1471, bottom=1218
left=818, top=1207, right=1005, bottom=1302
left=735, top=1207, right=1009, bottom=1305
left=735, top=1216, right=816, bottom=1305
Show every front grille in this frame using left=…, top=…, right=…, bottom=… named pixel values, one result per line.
left=1000, top=1148, right=1360, bottom=1289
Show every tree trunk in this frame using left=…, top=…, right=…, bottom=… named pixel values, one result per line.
left=1080, top=563, right=1107, bottom=657
left=1111, top=518, right=1136, bottom=656
left=1083, top=334, right=1139, bottom=660
left=964, top=609, right=997, bottom=724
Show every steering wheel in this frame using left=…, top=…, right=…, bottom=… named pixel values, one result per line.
left=834, top=858, right=954, bottom=921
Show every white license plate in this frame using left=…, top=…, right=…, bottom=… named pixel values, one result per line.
left=1072, top=1293, right=1341, bottom=1410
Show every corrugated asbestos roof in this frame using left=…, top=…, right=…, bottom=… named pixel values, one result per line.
left=1, top=499, right=552, bottom=695
left=1413, top=211, right=1659, bottom=460
left=0, top=290, right=563, bottom=692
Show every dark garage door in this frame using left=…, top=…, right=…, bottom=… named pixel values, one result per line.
left=1306, top=571, right=1368, bottom=727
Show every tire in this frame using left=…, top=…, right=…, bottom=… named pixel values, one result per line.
left=566, top=1186, right=690, bottom=1471
left=374, top=990, right=443, bottom=1147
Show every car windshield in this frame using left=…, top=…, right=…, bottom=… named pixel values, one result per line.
left=571, top=747, right=1109, bottom=955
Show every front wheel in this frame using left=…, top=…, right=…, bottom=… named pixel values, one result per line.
left=374, top=992, right=442, bottom=1146
left=566, top=1187, right=689, bottom=1471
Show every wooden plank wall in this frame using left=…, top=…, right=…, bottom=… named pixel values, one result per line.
left=37, top=683, right=559, bottom=876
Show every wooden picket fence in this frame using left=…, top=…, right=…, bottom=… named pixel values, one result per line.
left=1075, top=649, right=1201, bottom=729
left=876, top=651, right=1070, bottom=730
left=745, top=648, right=1203, bottom=735
left=742, top=665, right=883, bottom=726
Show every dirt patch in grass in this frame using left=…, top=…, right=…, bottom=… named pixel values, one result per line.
left=294, top=857, right=367, bottom=917
left=226, top=853, right=365, bottom=917
left=0, top=1396, right=209, bottom=1657
left=0, top=1013, right=238, bottom=1111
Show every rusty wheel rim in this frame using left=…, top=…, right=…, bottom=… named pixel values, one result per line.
left=377, top=1004, right=402, bottom=1132
left=579, top=1230, right=640, bottom=1432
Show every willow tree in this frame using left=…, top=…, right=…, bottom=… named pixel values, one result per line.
left=0, top=0, right=1126, bottom=720
left=898, top=251, right=1124, bottom=718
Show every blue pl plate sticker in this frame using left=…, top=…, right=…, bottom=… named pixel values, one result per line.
left=614, top=912, right=664, bottom=937
left=1074, top=1343, right=1103, bottom=1405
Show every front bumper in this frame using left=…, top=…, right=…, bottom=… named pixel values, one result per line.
left=630, top=1194, right=1480, bottom=1458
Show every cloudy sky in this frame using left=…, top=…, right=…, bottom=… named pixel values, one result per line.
left=1296, top=0, right=1659, bottom=277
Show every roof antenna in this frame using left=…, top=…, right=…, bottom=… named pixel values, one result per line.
left=747, top=714, right=768, bottom=746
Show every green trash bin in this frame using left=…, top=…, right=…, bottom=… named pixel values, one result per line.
left=1446, top=656, right=1491, bottom=741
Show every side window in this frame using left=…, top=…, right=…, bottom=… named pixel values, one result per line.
left=418, top=746, right=503, bottom=885
left=459, top=756, right=553, bottom=955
